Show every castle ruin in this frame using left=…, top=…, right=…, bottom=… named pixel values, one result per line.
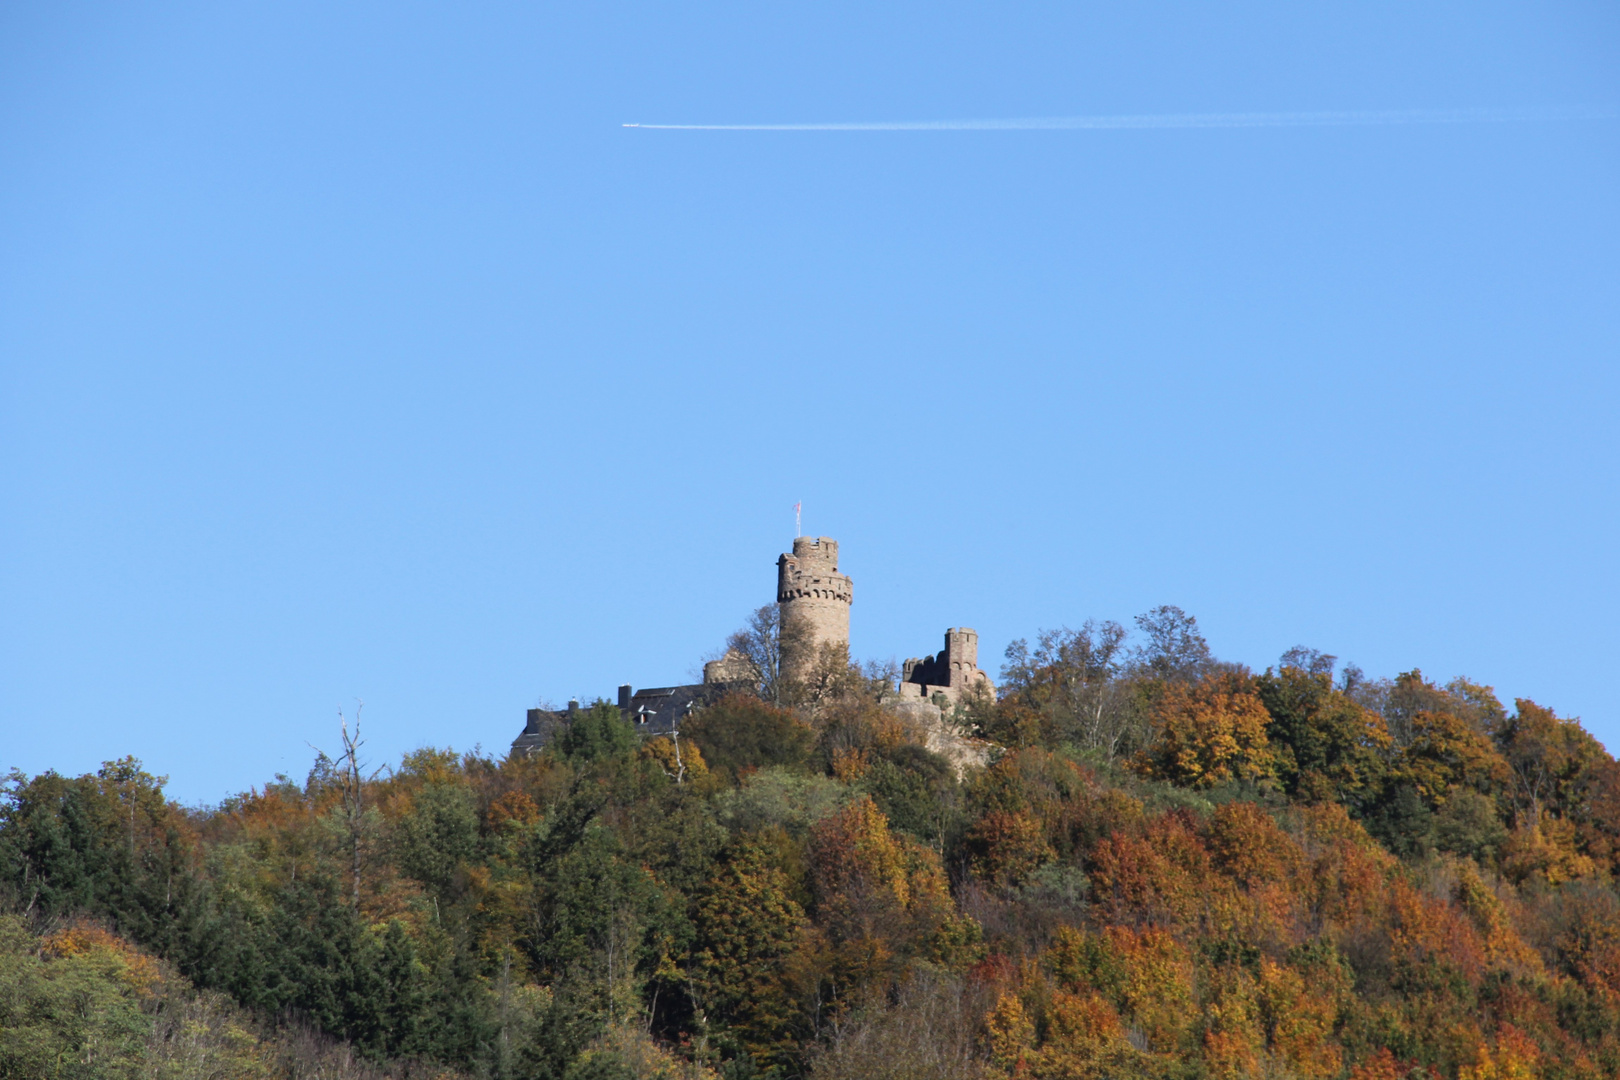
left=898, top=627, right=996, bottom=705
left=514, top=533, right=994, bottom=771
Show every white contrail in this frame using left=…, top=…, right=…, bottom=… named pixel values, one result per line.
left=623, top=105, right=1617, bottom=132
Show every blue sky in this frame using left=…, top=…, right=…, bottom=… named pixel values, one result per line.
left=3, top=3, right=1617, bottom=804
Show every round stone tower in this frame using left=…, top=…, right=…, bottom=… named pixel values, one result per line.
left=777, top=536, right=852, bottom=679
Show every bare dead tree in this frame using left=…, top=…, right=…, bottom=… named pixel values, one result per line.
left=1131, top=605, right=1212, bottom=682
left=310, top=701, right=375, bottom=906
left=654, top=728, right=688, bottom=786
left=1001, top=620, right=1140, bottom=758
left=338, top=702, right=365, bottom=905
left=725, top=603, right=807, bottom=705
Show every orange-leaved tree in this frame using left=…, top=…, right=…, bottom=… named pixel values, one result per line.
left=806, top=795, right=975, bottom=1006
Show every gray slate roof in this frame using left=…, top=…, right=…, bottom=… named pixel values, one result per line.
left=510, top=681, right=746, bottom=757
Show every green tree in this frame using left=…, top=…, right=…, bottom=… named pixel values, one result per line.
left=0, top=762, right=207, bottom=967
left=1364, top=781, right=1435, bottom=859
left=865, top=745, right=959, bottom=847
left=0, top=915, right=151, bottom=1080
left=229, top=872, right=386, bottom=1047
left=686, top=843, right=809, bottom=1069
left=1433, top=787, right=1508, bottom=863
left=392, top=777, right=480, bottom=900
left=556, top=702, right=638, bottom=764
left=531, top=824, right=674, bottom=1025
left=1255, top=666, right=1391, bottom=809
left=682, top=694, right=814, bottom=783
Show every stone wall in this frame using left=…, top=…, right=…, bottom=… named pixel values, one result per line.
left=703, top=648, right=758, bottom=685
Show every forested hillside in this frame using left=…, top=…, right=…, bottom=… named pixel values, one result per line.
left=5, top=606, right=1620, bottom=1080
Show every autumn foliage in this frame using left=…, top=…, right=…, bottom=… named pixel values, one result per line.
left=5, top=612, right=1620, bottom=1079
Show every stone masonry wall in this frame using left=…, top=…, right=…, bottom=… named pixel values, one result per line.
left=703, top=648, right=758, bottom=685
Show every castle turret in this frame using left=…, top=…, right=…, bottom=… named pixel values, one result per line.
left=777, top=536, right=852, bottom=679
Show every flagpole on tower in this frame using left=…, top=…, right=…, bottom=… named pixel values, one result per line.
left=794, top=501, right=801, bottom=538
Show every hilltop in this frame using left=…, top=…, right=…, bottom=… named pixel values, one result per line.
left=4, top=602, right=1620, bottom=1080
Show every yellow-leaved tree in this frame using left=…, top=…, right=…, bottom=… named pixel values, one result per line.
left=1135, top=675, right=1276, bottom=789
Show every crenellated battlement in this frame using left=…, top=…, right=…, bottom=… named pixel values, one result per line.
left=777, top=538, right=853, bottom=602
left=790, top=535, right=838, bottom=566
left=776, top=581, right=853, bottom=604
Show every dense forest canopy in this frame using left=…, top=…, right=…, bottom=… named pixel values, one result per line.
left=5, top=605, right=1620, bottom=1080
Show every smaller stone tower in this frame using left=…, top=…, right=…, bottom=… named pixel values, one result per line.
left=900, top=627, right=995, bottom=704
left=945, top=628, right=979, bottom=675
left=777, top=536, right=852, bottom=679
